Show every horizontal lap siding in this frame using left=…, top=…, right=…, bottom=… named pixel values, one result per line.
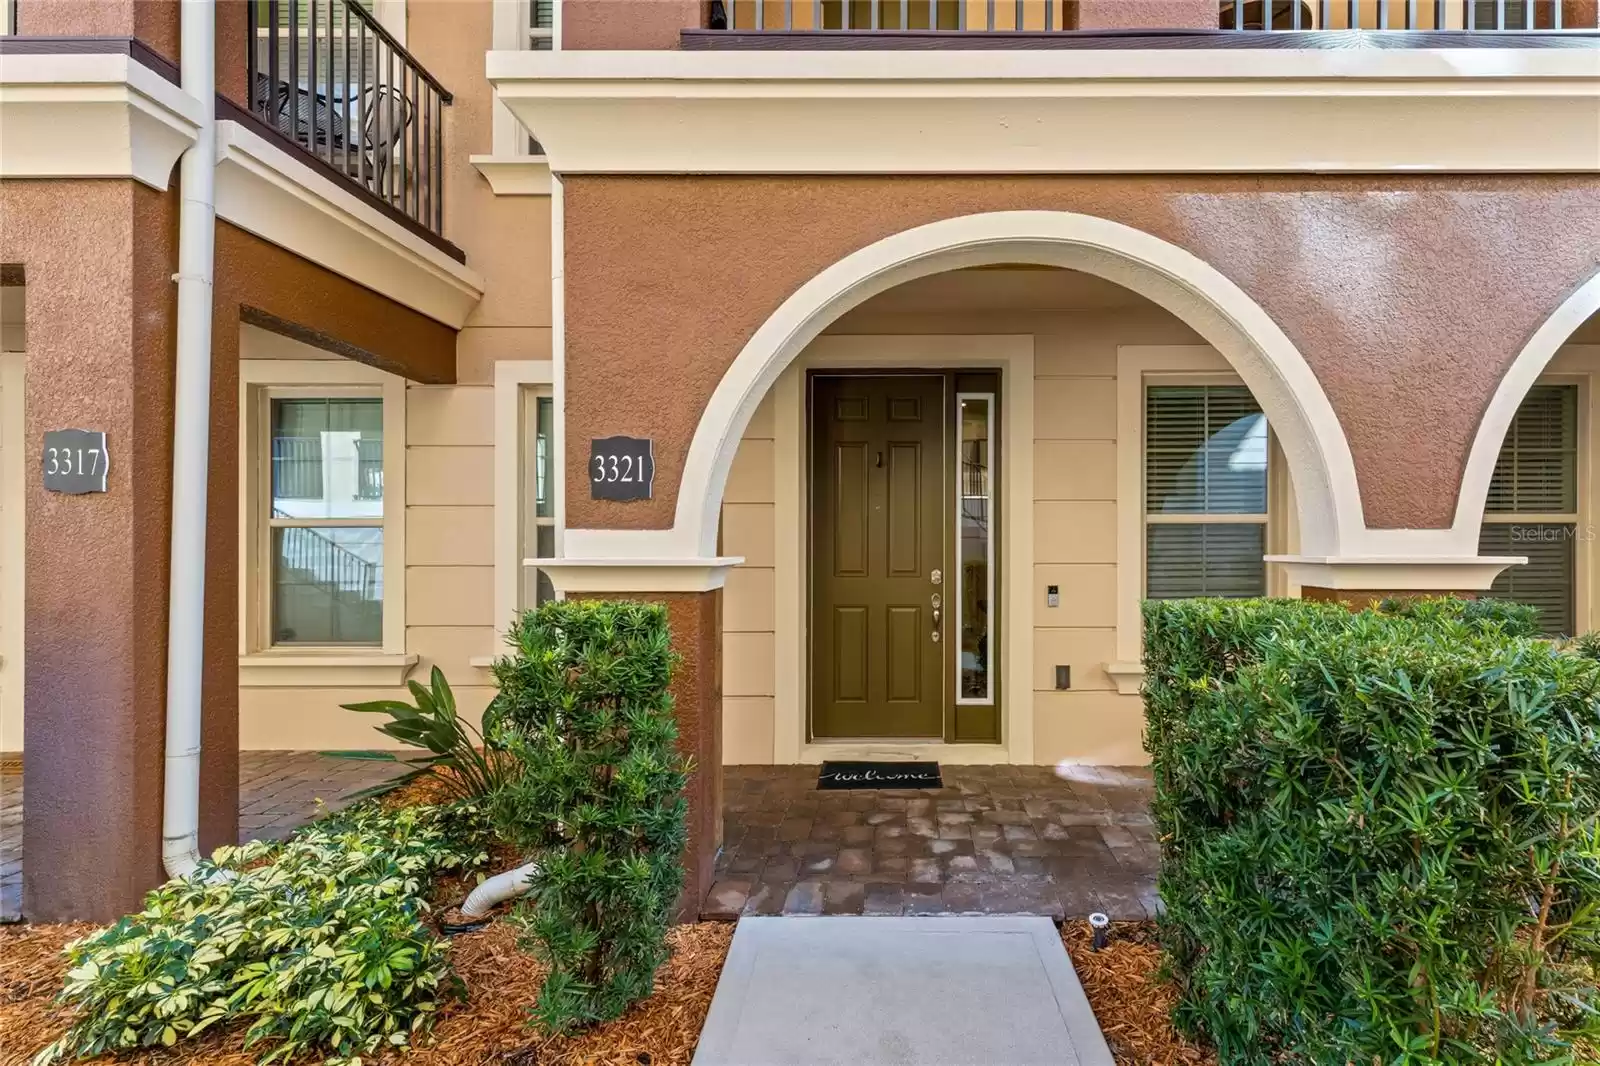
left=239, top=383, right=499, bottom=750
left=722, top=395, right=778, bottom=764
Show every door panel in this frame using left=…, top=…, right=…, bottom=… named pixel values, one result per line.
left=812, top=375, right=945, bottom=739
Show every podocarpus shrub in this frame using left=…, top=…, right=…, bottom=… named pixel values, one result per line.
left=488, top=599, right=688, bottom=1034
left=1145, top=597, right=1600, bottom=1065
left=33, top=801, right=492, bottom=1065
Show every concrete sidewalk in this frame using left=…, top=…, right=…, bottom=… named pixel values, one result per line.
left=692, top=916, right=1114, bottom=1066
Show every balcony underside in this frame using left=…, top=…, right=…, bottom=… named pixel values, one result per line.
left=685, top=27, right=1600, bottom=45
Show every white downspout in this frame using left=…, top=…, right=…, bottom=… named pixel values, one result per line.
left=163, top=0, right=217, bottom=881
left=460, top=861, right=539, bottom=919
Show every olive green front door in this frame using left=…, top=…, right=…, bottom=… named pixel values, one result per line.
left=811, top=375, right=946, bottom=739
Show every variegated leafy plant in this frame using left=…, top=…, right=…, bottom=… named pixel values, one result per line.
left=33, top=802, right=491, bottom=1065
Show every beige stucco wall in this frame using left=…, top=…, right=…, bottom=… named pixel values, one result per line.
left=232, top=0, right=555, bottom=750
left=719, top=303, right=1208, bottom=767
left=407, top=0, right=554, bottom=386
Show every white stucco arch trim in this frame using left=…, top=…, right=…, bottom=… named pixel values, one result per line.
left=1456, top=272, right=1600, bottom=537
left=671, top=209, right=1365, bottom=562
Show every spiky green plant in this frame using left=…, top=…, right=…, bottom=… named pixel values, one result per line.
left=487, top=599, right=688, bottom=1034
left=336, top=666, right=514, bottom=801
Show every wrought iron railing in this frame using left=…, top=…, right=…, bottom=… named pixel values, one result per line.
left=275, top=520, right=380, bottom=600
left=271, top=435, right=324, bottom=499
left=716, top=0, right=1591, bottom=30
left=246, top=0, right=451, bottom=236
left=355, top=437, right=383, bottom=500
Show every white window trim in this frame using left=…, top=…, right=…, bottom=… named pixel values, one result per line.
left=1110, top=345, right=1296, bottom=694
left=478, top=359, right=556, bottom=668
left=0, top=352, right=24, bottom=750
left=1507, top=353, right=1598, bottom=635
left=474, top=0, right=555, bottom=195
left=238, top=353, right=413, bottom=687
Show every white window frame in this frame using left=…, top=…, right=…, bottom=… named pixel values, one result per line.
left=239, top=352, right=412, bottom=687
left=1110, top=345, right=1295, bottom=694
left=1143, top=377, right=1271, bottom=594
left=1, top=0, right=14, bottom=35
left=1489, top=357, right=1595, bottom=636
left=489, top=0, right=557, bottom=159
left=488, top=359, right=556, bottom=660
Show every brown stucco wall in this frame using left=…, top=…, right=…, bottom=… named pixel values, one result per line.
left=1071, top=0, right=1217, bottom=28
left=16, top=0, right=181, bottom=62
left=594, top=590, right=722, bottom=921
left=216, top=224, right=458, bottom=385
left=1302, top=587, right=1480, bottom=607
left=563, top=175, right=1600, bottom=532
left=3, top=192, right=459, bottom=919
left=562, top=0, right=704, bottom=48
left=4, top=180, right=184, bottom=921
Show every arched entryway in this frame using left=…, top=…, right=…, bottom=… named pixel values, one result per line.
left=1450, top=271, right=1600, bottom=639
left=673, top=210, right=1365, bottom=565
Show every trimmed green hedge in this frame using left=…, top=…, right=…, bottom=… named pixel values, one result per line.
left=488, top=600, right=688, bottom=1034
left=1144, top=597, right=1600, bottom=1065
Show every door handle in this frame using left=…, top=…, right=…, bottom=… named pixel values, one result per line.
left=931, top=593, right=942, bottom=642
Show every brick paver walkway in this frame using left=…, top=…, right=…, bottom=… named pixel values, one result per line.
left=0, top=751, right=405, bottom=922
left=704, top=764, right=1159, bottom=922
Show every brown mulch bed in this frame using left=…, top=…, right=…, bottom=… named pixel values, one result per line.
left=0, top=919, right=732, bottom=1066
left=1062, top=921, right=1218, bottom=1066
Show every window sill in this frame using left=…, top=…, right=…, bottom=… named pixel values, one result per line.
left=239, top=652, right=419, bottom=688
left=469, top=155, right=552, bottom=196
left=1104, top=661, right=1146, bottom=696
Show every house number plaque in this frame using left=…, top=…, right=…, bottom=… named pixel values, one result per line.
left=42, top=429, right=109, bottom=494
left=589, top=436, right=654, bottom=502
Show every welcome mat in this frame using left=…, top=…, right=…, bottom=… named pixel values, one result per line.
left=817, top=761, right=942, bottom=791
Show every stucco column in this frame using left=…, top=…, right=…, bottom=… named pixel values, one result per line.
left=1072, top=0, right=1217, bottom=28
left=563, top=0, right=703, bottom=48
left=544, top=562, right=732, bottom=922
left=1302, top=587, right=1481, bottom=609
left=3, top=180, right=224, bottom=922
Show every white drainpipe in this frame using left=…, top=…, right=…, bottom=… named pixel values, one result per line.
left=162, top=0, right=217, bottom=881
left=460, top=861, right=539, bottom=919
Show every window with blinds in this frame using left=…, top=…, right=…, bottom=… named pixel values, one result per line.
left=1144, top=385, right=1269, bottom=600
left=1481, top=383, right=1578, bottom=637
left=531, top=0, right=554, bottom=47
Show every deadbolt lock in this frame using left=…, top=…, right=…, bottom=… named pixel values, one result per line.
left=930, top=569, right=942, bottom=585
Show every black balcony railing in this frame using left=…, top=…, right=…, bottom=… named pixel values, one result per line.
left=246, top=0, right=450, bottom=237
left=715, top=0, right=1593, bottom=31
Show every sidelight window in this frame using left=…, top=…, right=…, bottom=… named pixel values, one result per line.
left=956, top=393, right=994, bottom=703
left=1143, top=385, right=1269, bottom=599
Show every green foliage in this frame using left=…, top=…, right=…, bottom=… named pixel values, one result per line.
left=1144, top=597, right=1600, bottom=1066
left=1376, top=594, right=1542, bottom=638
left=1566, top=630, right=1600, bottom=663
left=33, top=802, right=492, bottom=1066
left=488, top=599, right=688, bottom=1034
left=338, top=666, right=515, bottom=801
